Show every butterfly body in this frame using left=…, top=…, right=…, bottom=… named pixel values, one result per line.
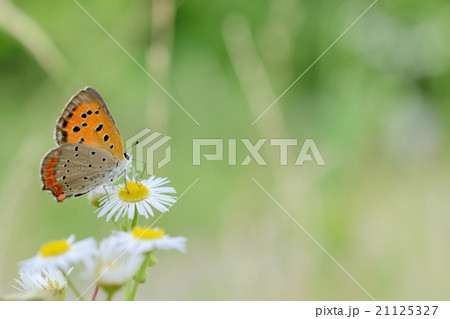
left=40, top=87, right=128, bottom=202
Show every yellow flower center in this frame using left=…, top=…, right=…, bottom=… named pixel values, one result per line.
left=132, top=227, right=165, bottom=240
left=40, top=239, right=70, bottom=257
left=96, top=262, right=115, bottom=276
left=118, top=181, right=149, bottom=202
left=44, top=280, right=63, bottom=291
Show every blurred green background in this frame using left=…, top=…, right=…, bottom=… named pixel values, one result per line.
left=0, top=0, right=449, bottom=300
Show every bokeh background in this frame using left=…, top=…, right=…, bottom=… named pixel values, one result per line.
left=0, top=0, right=449, bottom=300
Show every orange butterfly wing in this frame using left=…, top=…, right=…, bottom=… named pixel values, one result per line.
left=54, top=87, right=124, bottom=161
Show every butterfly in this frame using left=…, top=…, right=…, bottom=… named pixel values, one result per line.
left=40, top=87, right=130, bottom=202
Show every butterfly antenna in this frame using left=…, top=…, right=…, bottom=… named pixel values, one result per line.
left=126, top=140, right=139, bottom=154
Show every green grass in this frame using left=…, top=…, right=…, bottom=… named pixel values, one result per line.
left=0, top=0, right=449, bottom=300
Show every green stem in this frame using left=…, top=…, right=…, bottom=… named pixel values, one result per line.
left=113, top=221, right=121, bottom=231
left=124, top=279, right=132, bottom=300
left=65, top=275, right=84, bottom=301
left=125, top=254, right=149, bottom=301
left=127, top=280, right=139, bottom=301
left=106, top=291, right=114, bottom=301
left=131, top=212, right=138, bottom=229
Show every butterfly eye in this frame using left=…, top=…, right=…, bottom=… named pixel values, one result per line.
left=124, top=153, right=130, bottom=160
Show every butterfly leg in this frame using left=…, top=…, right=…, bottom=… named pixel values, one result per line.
left=103, top=185, right=111, bottom=201
left=131, top=167, right=141, bottom=186
left=139, top=160, right=147, bottom=181
left=127, top=165, right=138, bottom=183
left=131, top=157, right=146, bottom=181
left=123, top=169, right=130, bottom=193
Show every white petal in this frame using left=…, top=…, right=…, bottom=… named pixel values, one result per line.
left=141, top=200, right=154, bottom=217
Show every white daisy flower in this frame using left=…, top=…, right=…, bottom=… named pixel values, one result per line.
left=19, top=235, right=97, bottom=273
left=87, top=186, right=107, bottom=208
left=13, top=267, right=70, bottom=294
left=95, top=176, right=177, bottom=222
left=115, top=226, right=187, bottom=254
left=82, top=235, right=144, bottom=290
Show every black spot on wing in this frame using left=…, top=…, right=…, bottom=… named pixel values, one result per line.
left=61, top=131, right=68, bottom=143
left=74, top=193, right=87, bottom=198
